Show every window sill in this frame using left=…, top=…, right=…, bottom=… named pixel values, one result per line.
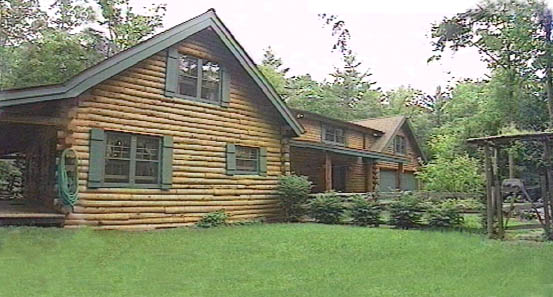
left=322, top=140, right=346, bottom=147
left=89, top=183, right=164, bottom=189
left=173, top=94, right=222, bottom=107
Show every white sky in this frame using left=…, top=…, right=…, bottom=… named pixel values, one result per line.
left=133, top=0, right=550, bottom=93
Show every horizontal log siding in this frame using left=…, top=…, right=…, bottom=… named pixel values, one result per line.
left=64, top=29, right=288, bottom=229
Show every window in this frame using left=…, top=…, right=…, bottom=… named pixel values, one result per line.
left=88, top=129, right=173, bottom=189
left=104, top=132, right=161, bottom=186
left=323, top=125, right=345, bottom=145
left=235, top=146, right=259, bottom=174
left=177, top=54, right=221, bottom=103
left=225, top=144, right=267, bottom=176
left=394, top=135, right=406, bottom=155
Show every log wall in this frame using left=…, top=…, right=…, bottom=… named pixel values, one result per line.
left=294, top=116, right=379, bottom=151
left=62, top=29, right=291, bottom=229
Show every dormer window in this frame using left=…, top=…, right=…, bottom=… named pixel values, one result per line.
left=323, top=125, right=345, bottom=145
left=394, top=135, right=406, bottom=155
left=164, top=48, right=230, bottom=106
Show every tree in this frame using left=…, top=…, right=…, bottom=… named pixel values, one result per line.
left=0, top=0, right=167, bottom=90
left=96, top=0, right=166, bottom=56
left=429, top=0, right=552, bottom=124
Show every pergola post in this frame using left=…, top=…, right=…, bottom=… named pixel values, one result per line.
left=493, top=147, right=504, bottom=239
left=542, top=141, right=553, bottom=238
left=484, top=144, right=495, bottom=238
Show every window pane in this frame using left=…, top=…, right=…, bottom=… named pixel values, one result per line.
left=324, top=127, right=335, bottom=142
left=201, top=60, right=221, bottom=101
left=106, top=133, right=131, bottom=159
left=178, top=56, right=198, bottom=97
left=236, top=146, right=259, bottom=173
left=236, top=146, right=257, bottom=159
left=136, top=136, right=160, bottom=161
left=135, top=161, right=159, bottom=184
left=335, top=129, right=344, bottom=143
left=236, top=159, right=257, bottom=172
left=179, top=56, right=198, bottom=77
left=105, top=159, right=130, bottom=183
left=178, top=76, right=197, bottom=97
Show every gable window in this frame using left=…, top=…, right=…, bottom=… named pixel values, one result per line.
left=394, top=135, right=406, bottom=155
left=165, top=47, right=231, bottom=106
left=323, top=125, right=345, bottom=145
left=225, top=144, right=267, bottom=176
left=88, top=129, right=173, bottom=189
left=177, top=55, right=221, bottom=103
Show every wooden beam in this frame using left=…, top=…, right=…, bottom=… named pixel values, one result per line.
left=397, top=163, right=403, bottom=190
left=0, top=113, right=65, bottom=126
left=493, top=147, right=504, bottom=239
left=324, top=151, right=332, bottom=192
left=484, top=145, right=495, bottom=238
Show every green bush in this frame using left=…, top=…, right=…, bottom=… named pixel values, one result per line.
left=309, top=192, right=345, bottom=224
left=426, top=203, right=464, bottom=228
left=388, top=195, right=424, bottom=229
left=277, top=175, right=313, bottom=222
left=350, top=196, right=382, bottom=227
left=196, top=210, right=228, bottom=228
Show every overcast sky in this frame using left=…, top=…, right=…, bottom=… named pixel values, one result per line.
left=133, top=0, right=553, bottom=93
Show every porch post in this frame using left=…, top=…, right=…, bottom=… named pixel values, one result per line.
left=397, top=163, right=403, bottom=190
left=324, top=151, right=332, bottom=191
left=364, top=158, right=372, bottom=192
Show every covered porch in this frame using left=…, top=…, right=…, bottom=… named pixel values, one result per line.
left=0, top=101, right=70, bottom=226
left=290, top=141, right=408, bottom=193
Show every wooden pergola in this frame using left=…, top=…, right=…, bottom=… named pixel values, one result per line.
left=467, top=132, right=553, bottom=240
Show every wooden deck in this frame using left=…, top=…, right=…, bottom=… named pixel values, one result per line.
left=0, top=200, right=65, bottom=227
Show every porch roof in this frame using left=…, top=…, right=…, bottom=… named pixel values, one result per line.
left=290, top=140, right=409, bottom=163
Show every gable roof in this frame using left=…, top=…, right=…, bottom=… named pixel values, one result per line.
left=290, top=108, right=384, bottom=135
left=0, top=9, right=304, bottom=136
left=354, top=116, right=427, bottom=161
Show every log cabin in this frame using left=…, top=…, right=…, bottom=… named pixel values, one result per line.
left=290, top=109, right=425, bottom=193
left=0, top=9, right=304, bottom=229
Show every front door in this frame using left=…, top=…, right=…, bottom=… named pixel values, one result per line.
left=332, top=165, right=347, bottom=192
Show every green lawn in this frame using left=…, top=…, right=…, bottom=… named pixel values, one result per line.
left=1, top=224, right=553, bottom=297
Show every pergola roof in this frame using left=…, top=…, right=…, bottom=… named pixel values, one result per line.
left=467, top=131, right=553, bottom=145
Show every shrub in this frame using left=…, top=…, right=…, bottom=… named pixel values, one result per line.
left=309, top=192, right=345, bottom=224
left=350, top=196, right=382, bottom=227
left=388, top=195, right=424, bottom=229
left=277, top=175, right=313, bottom=222
left=196, top=210, right=228, bottom=228
left=426, top=203, right=464, bottom=228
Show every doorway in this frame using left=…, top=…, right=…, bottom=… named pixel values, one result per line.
left=332, top=165, right=347, bottom=192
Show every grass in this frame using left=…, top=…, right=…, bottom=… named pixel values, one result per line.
left=1, top=224, right=553, bottom=297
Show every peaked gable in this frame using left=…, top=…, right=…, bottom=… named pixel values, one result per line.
left=354, top=116, right=426, bottom=161
left=0, top=9, right=304, bottom=136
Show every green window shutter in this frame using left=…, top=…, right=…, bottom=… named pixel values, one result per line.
left=161, top=135, right=174, bottom=190
left=259, top=147, right=267, bottom=176
left=226, top=143, right=236, bottom=175
left=88, top=128, right=105, bottom=188
left=221, top=66, right=231, bottom=107
left=165, top=47, right=179, bottom=97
